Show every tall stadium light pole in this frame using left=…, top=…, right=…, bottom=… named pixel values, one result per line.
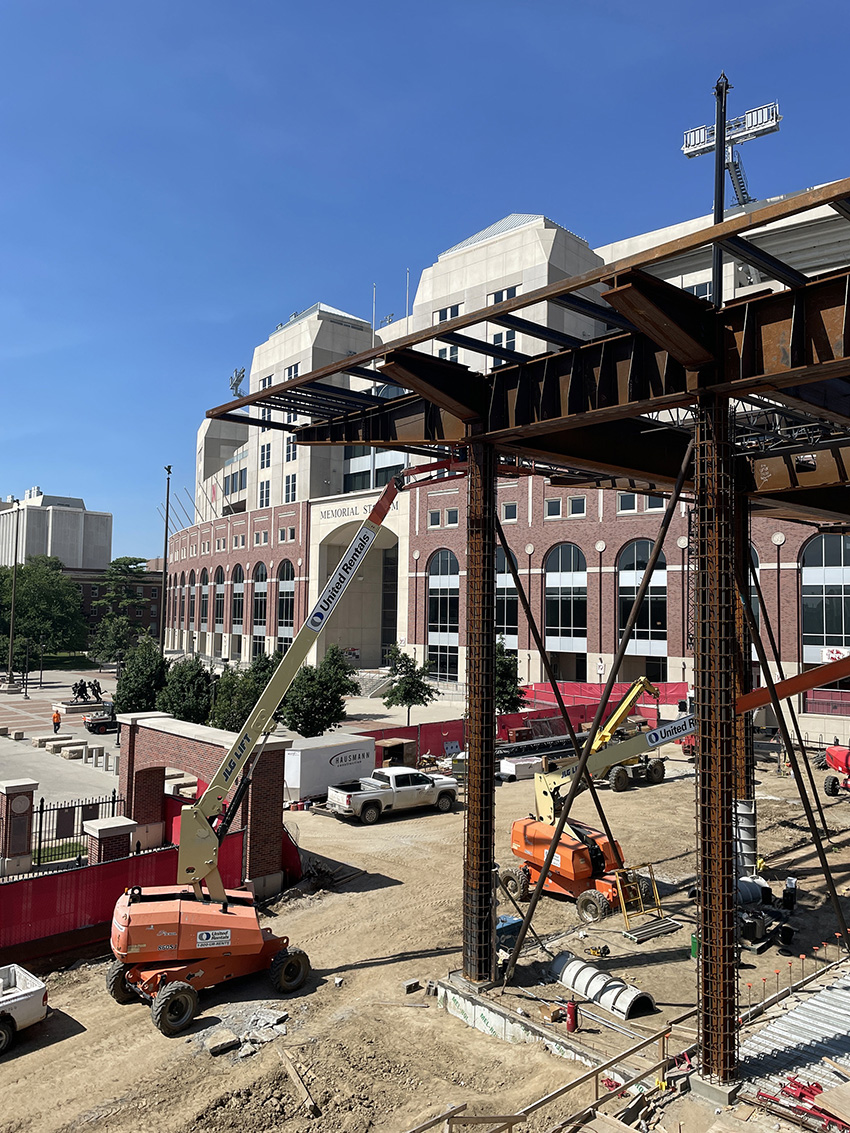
left=6, top=498, right=20, bottom=684
left=712, top=72, right=729, bottom=307
left=159, top=465, right=172, bottom=655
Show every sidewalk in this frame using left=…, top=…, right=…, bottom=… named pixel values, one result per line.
left=0, top=669, right=121, bottom=803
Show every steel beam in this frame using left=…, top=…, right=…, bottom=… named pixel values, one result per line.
left=206, top=177, right=850, bottom=422
left=718, top=234, right=807, bottom=289
left=489, top=312, right=585, bottom=351
left=462, top=437, right=497, bottom=985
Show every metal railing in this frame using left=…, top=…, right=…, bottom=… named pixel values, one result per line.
left=31, top=790, right=124, bottom=869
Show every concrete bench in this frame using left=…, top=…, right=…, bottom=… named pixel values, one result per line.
left=12, top=731, right=24, bottom=741
left=33, top=734, right=73, bottom=748
left=0, top=726, right=8, bottom=737
left=47, top=739, right=85, bottom=755
left=60, top=745, right=86, bottom=760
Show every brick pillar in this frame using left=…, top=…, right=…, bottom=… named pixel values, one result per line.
left=84, top=816, right=138, bottom=863
left=245, top=749, right=285, bottom=881
left=0, top=779, right=37, bottom=876
left=133, top=766, right=166, bottom=826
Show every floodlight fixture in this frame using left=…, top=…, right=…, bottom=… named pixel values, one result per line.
left=682, top=100, right=782, bottom=206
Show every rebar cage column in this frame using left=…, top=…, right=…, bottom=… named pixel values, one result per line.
left=695, top=395, right=738, bottom=1082
left=462, top=438, right=497, bottom=984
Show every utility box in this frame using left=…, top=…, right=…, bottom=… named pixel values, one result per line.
left=284, top=733, right=375, bottom=803
left=374, top=737, right=417, bottom=768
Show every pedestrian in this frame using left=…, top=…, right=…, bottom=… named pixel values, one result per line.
left=52, top=709, right=61, bottom=735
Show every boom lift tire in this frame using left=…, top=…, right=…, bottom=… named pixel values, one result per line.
left=435, top=792, right=454, bottom=814
left=646, top=758, right=665, bottom=784
left=269, top=947, right=311, bottom=993
left=576, top=890, right=611, bottom=924
left=151, top=981, right=199, bottom=1036
left=608, top=766, right=629, bottom=793
left=825, top=775, right=841, bottom=797
left=105, top=960, right=138, bottom=1005
left=500, top=867, right=530, bottom=901
left=360, top=802, right=381, bottom=826
left=0, top=1018, right=14, bottom=1056
left=638, top=876, right=653, bottom=903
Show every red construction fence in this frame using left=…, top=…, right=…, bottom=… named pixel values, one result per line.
left=0, top=830, right=245, bottom=962
left=524, top=681, right=688, bottom=712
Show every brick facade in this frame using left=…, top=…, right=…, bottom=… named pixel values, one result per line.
left=119, top=715, right=292, bottom=885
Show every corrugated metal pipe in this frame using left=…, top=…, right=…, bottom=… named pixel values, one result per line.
left=734, top=798, right=757, bottom=877
left=550, top=952, right=656, bottom=1020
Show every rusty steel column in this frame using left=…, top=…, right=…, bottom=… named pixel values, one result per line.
left=462, top=437, right=497, bottom=985
left=695, top=395, right=738, bottom=1083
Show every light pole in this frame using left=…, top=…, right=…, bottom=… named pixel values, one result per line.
left=159, top=465, right=172, bottom=656
left=6, top=498, right=20, bottom=684
left=39, top=636, right=45, bottom=689
left=21, top=639, right=30, bottom=699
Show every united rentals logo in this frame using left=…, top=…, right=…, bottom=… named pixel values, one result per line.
left=306, top=527, right=375, bottom=633
left=646, top=715, right=696, bottom=747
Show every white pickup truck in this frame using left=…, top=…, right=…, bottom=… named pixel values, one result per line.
left=0, top=965, right=49, bottom=1055
left=326, top=766, right=459, bottom=824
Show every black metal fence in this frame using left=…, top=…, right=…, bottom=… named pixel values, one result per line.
left=32, top=790, right=124, bottom=869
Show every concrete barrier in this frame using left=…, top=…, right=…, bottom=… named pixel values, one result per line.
left=0, top=727, right=8, bottom=737
left=84, top=745, right=104, bottom=766
left=106, top=753, right=120, bottom=775
left=60, top=746, right=86, bottom=761
left=32, top=734, right=72, bottom=748
left=12, top=731, right=24, bottom=741
left=47, top=739, right=86, bottom=755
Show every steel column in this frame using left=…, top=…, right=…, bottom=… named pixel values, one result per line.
left=695, top=394, right=738, bottom=1082
left=462, top=438, right=497, bottom=984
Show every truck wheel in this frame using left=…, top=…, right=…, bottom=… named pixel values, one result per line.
left=638, top=876, right=654, bottom=903
left=360, top=803, right=381, bottom=825
left=646, top=758, right=665, bottom=784
left=0, top=1019, right=14, bottom=1056
left=105, top=959, right=138, bottom=1005
left=825, top=775, right=841, bottom=797
left=269, top=947, right=311, bottom=993
left=96, top=724, right=107, bottom=735
left=608, top=766, right=629, bottom=792
left=151, top=981, right=198, bottom=1036
left=435, top=792, right=454, bottom=814
left=500, top=867, right=530, bottom=901
left=576, top=890, right=611, bottom=924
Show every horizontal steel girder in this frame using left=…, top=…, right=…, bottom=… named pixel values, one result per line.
left=207, top=177, right=850, bottom=423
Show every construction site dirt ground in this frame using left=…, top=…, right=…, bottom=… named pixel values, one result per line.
left=2, top=747, right=847, bottom=1133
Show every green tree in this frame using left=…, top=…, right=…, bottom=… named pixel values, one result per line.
left=207, top=651, right=286, bottom=733
left=156, top=656, right=214, bottom=724
left=0, top=555, right=87, bottom=655
left=382, top=644, right=439, bottom=726
left=319, top=643, right=361, bottom=697
left=114, top=635, right=168, bottom=713
left=88, top=614, right=136, bottom=662
left=90, top=556, right=149, bottom=661
left=279, top=663, right=347, bottom=738
left=494, top=638, right=527, bottom=716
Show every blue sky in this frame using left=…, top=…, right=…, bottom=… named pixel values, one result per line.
left=1, top=1, right=848, bottom=558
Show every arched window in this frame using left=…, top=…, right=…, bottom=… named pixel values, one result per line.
left=801, top=534, right=850, bottom=661
left=496, top=547, right=518, bottom=649
left=179, top=572, right=186, bottom=628
left=200, top=568, right=209, bottom=629
left=618, top=540, right=666, bottom=644
left=213, top=567, right=225, bottom=629
left=544, top=543, right=587, bottom=653
left=252, top=563, right=268, bottom=658
left=277, top=560, right=295, bottom=655
left=427, top=550, right=459, bottom=681
left=231, top=564, right=244, bottom=630
left=188, top=570, right=196, bottom=628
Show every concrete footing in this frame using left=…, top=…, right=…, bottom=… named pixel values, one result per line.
left=689, top=1073, right=740, bottom=1106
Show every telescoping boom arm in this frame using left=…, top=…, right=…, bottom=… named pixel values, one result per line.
left=177, top=474, right=407, bottom=902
